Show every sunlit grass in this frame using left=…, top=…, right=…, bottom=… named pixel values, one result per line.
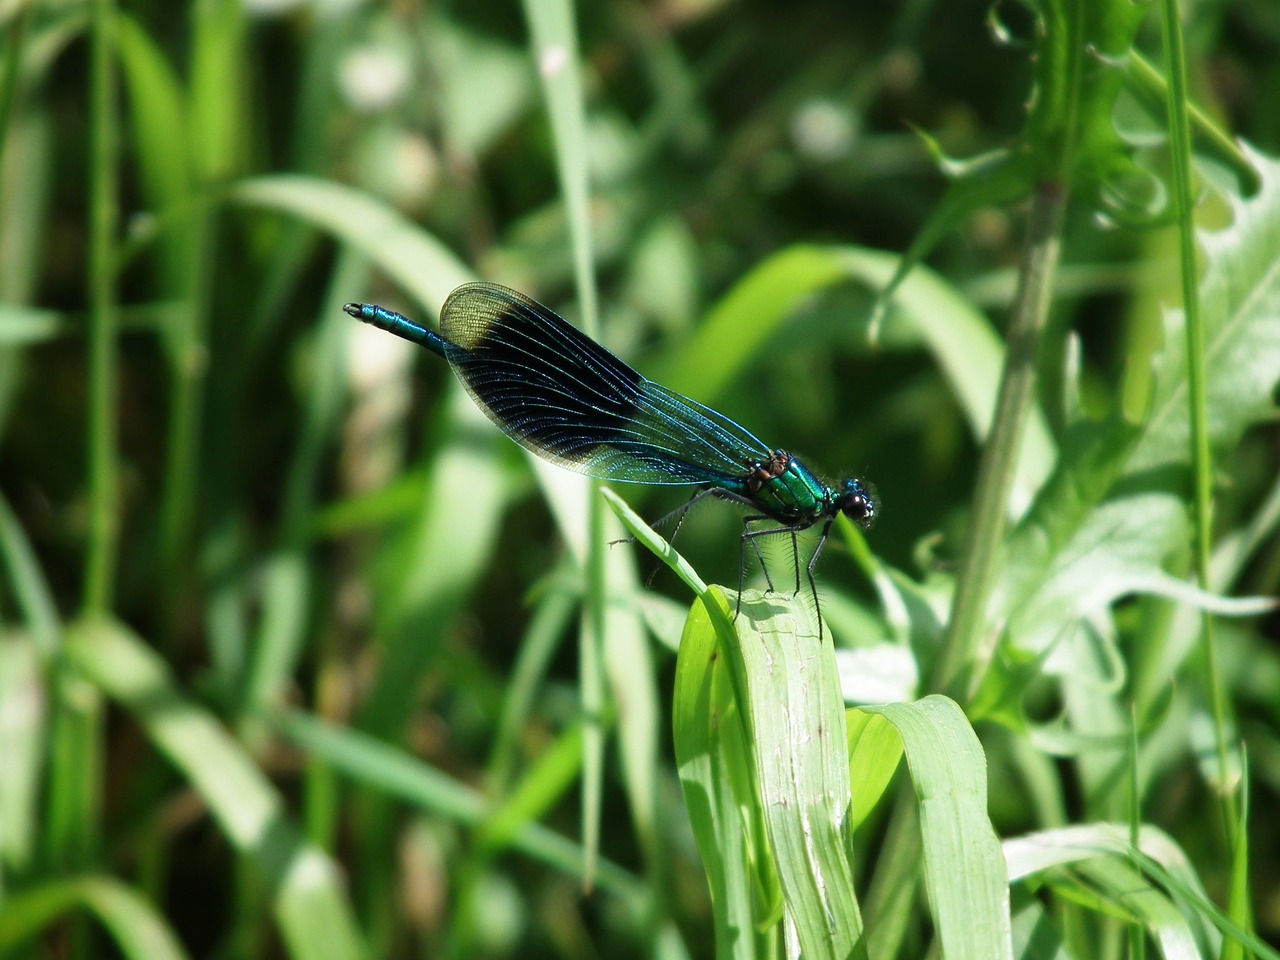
left=0, top=1, right=1277, bottom=958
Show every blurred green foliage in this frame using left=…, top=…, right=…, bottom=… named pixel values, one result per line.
left=1, top=0, right=1279, bottom=957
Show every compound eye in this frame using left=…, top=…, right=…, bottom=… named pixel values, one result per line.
left=839, top=479, right=876, bottom=528
left=843, top=494, right=872, bottom=523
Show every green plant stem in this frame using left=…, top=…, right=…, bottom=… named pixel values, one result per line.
left=158, top=212, right=215, bottom=616
left=523, top=0, right=606, bottom=891
left=0, top=1, right=32, bottom=167
left=1124, top=50, right=1258, bottom=194
left=1157, top=0, right=1238, bottom=843
left=83, top=0, right=119, bottom=615
left=933, top=181, right=1067, bottom=700
left=579, top=489, right=606, bottom=891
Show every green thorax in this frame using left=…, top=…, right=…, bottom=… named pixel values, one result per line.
left=743, top=451, right=830, bottom=523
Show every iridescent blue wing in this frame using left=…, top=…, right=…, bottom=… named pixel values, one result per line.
left=438, top=282, right=772, bottom=486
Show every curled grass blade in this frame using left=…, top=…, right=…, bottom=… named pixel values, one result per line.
left=0, top=875, right=190, bottom=959
left=861, top=696, right=1015, bottom=960
left=63, top=619, right=367, bottom=960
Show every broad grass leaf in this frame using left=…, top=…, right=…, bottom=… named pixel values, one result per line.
left=734, top=594, right=864, bottom=960
left=1005, top=823, right=1224, bottom=958
left=672, top=592, right=771, bottom=960
left=862, top=696, right=1014, bottom=960
left=845, top=710, right=903, bottom=833
left=0, top=632, right=43, bottom=871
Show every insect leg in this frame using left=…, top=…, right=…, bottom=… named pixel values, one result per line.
left=791, top=529, right=802, bottom=595
left=609, top=488, right=715, bottom=587
left=736, top=515, right=778, bottom=618
left=805, top=517, right=838, bottom=642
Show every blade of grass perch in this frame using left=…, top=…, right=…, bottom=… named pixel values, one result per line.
left=734, top=592, right=865, bottom=959
left=602, top=488, right=841, bottom=652
left=672, top=591, right=779, bottom=958
left=669, top=571, right=865, bottom=958
left=600, top=488, right=707, bottom=597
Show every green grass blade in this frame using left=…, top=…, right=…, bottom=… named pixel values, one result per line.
left=244, top=254, right=361, bottom=716
left=112, top=10, right=190, bottom=250
left=673, top=582, right=864, bottom=957
left=521, top=0, right=597, bottom=333
left=0, top=875, right=191, bottom=959
left=477, top=721, right=585, bottom=851
left=735, top=592, right=865, bottom=959
left=1224, top=757, right=1251, bottom=960
left=520, top=0, right=609, bottom=893
left=355, top=386, right=511, bottom=739
left=230, top=175, right=473, bottom=307
left=83, top=0, right=120, bottom=615
left=653, top=244, right=1055, bottom=510
left=846, top=709, right=904, bottom=833
left=274, top=708, right=645, bottom=900
left=672, top=590, right=772, bottom=960
left=487, top=571, right=578, bottom=793
left=0, top=305, right=66, bottom=347
left=601, top=488, right=707, bottom=596
left=601, top=515, right=661, bottom=866
left=1158, top=0, right=1236, bottom=845
left=63, top=619, right=367, bottom=960
left=0, top=632, right=44, bottom=871
left=0, top=3, right=33, bottom=166
left=863, top=696, right=1015, bottom=960
left=0, top=490, right=59, bottom=651
left=1075, top=858, right=1200, bottom=960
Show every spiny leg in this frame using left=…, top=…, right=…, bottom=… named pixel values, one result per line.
left=738, top=520, right=816, bottom=619
left=736, top=515, right=777, bottom=618
left=805, top=518, right=837, bottom=641
left=609, top=488, right=714, bottom=587
left=790, top=528, right=802, bottom=595
left=742, top=519, right=835, bottom=639
left=735, top=518, right=837, bottom=639
left=742, top=517, right=779, bottom=592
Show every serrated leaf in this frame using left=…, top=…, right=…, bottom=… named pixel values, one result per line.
left=999, top=145, right=1280, bottom=659
left=1130, top=143, right=1280, bottom=472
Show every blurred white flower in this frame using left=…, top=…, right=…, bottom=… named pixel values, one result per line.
left=791, top=99, right=858, bottom=162
left=245, top=0, right=305, bottom=15
left=538, top=45, right=569, bottom=78
left=387, top=133, right=440, bottom=209
left=339, top=47, right=411, bottom=112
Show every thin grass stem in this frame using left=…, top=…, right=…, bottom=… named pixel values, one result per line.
left=933, top=181, right=1067, bottom=699
left=83, top=0, right=120, bottom=615
left=1157, top=0, right=1239, bottom=846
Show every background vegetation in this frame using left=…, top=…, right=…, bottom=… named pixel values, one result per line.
left=0, top=0, right=1278, bottom=957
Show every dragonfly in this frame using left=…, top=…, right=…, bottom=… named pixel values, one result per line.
left=345, top=281, right=876, bottom=631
